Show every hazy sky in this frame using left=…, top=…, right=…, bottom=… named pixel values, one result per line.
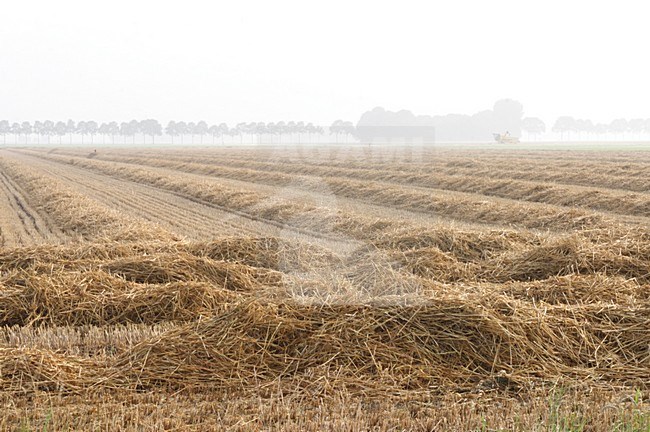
left=1, top=0, right=649, bottom=125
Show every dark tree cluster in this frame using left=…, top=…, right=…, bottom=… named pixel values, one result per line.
left=356, top=99, right=525, bottom=143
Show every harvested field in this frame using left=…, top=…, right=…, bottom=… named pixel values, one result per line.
left=0, top=169, right=68, bottom=247
left=1, top=146, right=649, bottom=431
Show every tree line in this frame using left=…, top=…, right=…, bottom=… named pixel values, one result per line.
left=550, top=117, right=650, bottom=140
left=522, top=117, right=650, bottom=140
left=3, top=115, right=650, bottom=145
left=0, top=119, right=357, bottom=145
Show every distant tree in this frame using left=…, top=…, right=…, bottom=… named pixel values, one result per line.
left=314, top=125, right=325, bottom=142
left=254, top=122, right=267, bottom=144
left=166, top=121, right=178, bottom=144
left=286, top=121, right=297, bottom=143
left=86, top=121, right=99, bottom=144
left=21, top=122, right=33, bottom=144
left=265, top=122, right=277, bottom=143
left=245, top=122, right=256, bottom=143
left=643, top=118, right=650, bottom=138
left=136, top=120, right=146, bottom=143
left=140, top=119, right=162, bottom=144
left=275, top=121, right=286, bottom=143
left=207, top=123, right=230, bottom=145
left=186, top=122, right=197, bottom=144
left=118, top=120, right=139, bottom=145
left=119, top=122, right=129, bottom=144
left=628, top=118, right=645, bottom=139
left=107, top=121, right=119, bottom=144
left=470, top=110, right=494, bottom=140
left=195, top=121, right=208, bottom=144
left=330, top=120, right=343, bottom=143
left=609, top=118, right=628, bottom=140
left=10, top=123, right=21, bottom=144
left=594, top=123, right=608, bottom=139
left=55, top=121, right=67, bottom=144
left=175, top=121, right=188, bottom=145
left=128, top=120, right=139, bottom=144
left=235, top=123, right=247, bottom=144
left=227, top=126, right=238, bottom=143
left=304, top=122, right=316, bottom=143
left=218, top=123, right=229, bottom=145
left=0, top=120, right=9, bottom=145
left=208, top=124, right=219, bottom=144
left=66, top=120, right=76, bottom=144
left=521, top=117, right=546, bottom=140
left=42, top=120, right=54, bottom=144
left=341, top=121, right=355, bottom=143
left=99, top=123, right=110, bottom=144
left=33, top=121, right=43, bottom=144
left=295, top=121, right=306, bottom=144
left=575, top=119, right=594, bottom=140
left=330, top=120, right=355, bottom=143
left=552, top=116, right=576, bottom=140
left=76, top=121, right=87, bottom=144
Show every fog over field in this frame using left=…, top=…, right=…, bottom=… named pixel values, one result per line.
left=1, top=2, right=649, bottom=431
left=2, top=1, right=650, bottom=137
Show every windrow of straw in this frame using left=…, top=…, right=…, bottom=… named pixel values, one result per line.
left=2, top=293, right=648, bottom=395
left=118, top=297, right=650, bottom=392
left=0, top=267, right=243, bottom=326
left=498, top=274, right=649, bottom=305
left=0, top=157, right=178, bottom=243
left=372, top=228, right=650, bottom=283
left=200, top=149, right=650, bottom=194
left=45, top=150, right=628, bottom=232
left=23, top=151, right=646, bottom=261
left=0, top=236, right=341, bottom=274
left=0, top=238, right=430, bottom=326
left=62, top=149, right=650, bottom=222
left=3, top=230, right=648, bottom=328
left=0, top=238, right=336, bottom=326
left=51, top=145, right=650, bottom=191
left=0, top=347, right=118, bottom=393
left=2, top=227, right=649, bottom=310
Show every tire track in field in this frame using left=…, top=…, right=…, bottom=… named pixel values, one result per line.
left=28, top=159, right=265, bottom=240
left=0, top=168, right=68, bottom=247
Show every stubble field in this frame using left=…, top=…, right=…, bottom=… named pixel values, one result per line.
left=0, top=145, right=649, bottom=431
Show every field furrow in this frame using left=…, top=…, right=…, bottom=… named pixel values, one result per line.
left=103, top=152, right=650, bottom=218
left=23, top=149, right=634, bottom=233
left=39, top=162, right=263, bottom=239
left=5, top=151, right=361, bottom=252
left=61, top=147, right=650, bottom=192
left=0, top=165, right=68, bottom=247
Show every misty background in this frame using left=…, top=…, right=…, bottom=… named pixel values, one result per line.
left=1, top=0, right=650, bottom=142
left=2, top=100, right=650, bottom=146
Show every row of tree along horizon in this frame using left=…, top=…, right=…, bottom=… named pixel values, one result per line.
left=2, top=101, right=650, bottom=145
left=0, top=119, right=356, bottom=145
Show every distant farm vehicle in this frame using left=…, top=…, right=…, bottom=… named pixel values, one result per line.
left=493, top=133, right=520, bottom=144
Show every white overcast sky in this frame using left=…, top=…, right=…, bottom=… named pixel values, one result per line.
left=1, top=0, right=648, bottom=125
